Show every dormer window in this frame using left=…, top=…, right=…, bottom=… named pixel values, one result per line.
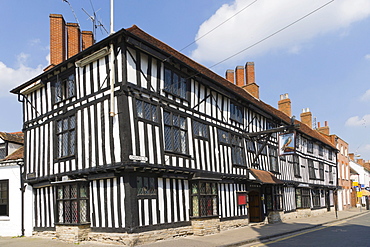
left=0, top=143, right=5, bottom=160
left=55, top=73, right=75, bottom=103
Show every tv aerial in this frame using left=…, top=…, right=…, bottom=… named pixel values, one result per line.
left=62, top=0, right=80, bottom=26
left=82, top=0, right=109, bottom=41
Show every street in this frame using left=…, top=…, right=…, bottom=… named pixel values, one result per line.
left=246, top=213, right=370, bottom=247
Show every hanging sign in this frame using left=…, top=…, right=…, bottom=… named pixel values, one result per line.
left=279, top=132, right=296, bottom=156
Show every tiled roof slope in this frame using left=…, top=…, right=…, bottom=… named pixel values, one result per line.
left=126, top=25, right=336, bottom=149
left=3, top=146, right=24, bottom=161
left=0, top=132, right=24, bottom=144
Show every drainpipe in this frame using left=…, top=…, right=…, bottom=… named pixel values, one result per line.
left=18, top=160, right=25, bottom=236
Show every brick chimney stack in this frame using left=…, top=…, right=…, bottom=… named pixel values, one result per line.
left=242, top=62, right=259, bottom=99
left=225, top=69, right=235, bottom=84
left=278, top=93, right=291, bottom=117
left=225, top=62, right=260, bottom=99
left=66, top=22, right=81, bottom=58
left=82, top=31, right=94, bottom=50
left=50, top=14, right=66, bottom=66
left=317, top=121, right=330, bottom=135
left=235, top=66, right=245, bottom=87
left=300, top=108, right=312, bottom=128
left=47, top=14, right=94, bottom=70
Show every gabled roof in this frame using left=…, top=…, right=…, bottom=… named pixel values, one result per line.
left=0, top=132, right=24, bottom=144
left=3, top=146, right=24, bottom=161
left=125, top=25, right=336, bottom=149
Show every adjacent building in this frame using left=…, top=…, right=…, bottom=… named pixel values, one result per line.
left=0, top=132, right=33, bottom=236
left=10, top=15, right=338, bottom=244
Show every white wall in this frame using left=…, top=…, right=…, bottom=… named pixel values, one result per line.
left=0, top=163, right=33, bottom=236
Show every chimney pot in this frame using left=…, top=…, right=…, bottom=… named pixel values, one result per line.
left=300, top=108, right=312, bottom=128
left=278, top=93, right=292, bottom=117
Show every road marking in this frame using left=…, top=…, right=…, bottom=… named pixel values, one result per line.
left=250, top=221, right=347, bottom=247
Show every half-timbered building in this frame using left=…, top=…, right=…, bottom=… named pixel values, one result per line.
left=11, top=14, right=337, bottom=244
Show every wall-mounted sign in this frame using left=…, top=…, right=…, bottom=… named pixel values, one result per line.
left=237, top=192, right=248, bottom=206
left=129, top=155, right=148, bottom=162
left=279, top=132, right=296, bottom=156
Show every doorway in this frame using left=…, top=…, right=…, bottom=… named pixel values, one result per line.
left=249, top=191, right=262, bottom=222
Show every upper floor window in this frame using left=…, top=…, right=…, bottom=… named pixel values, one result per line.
left=164, top=111, right=187, bottom=154
left=56, top=115, right=76, bottom=158
left=329, top=165, right=334, bottom=182
left=308, top=159, right=315, bottom=179
left=230, top=102, right=243, bottom=123
left=136, top=99, right=158, bottom=122
left=55, top=74, right=75, bottom=103
left=328, top=150, right=333, bottom=160
left=319, top=145, right=323, bottom=156
left=0, top=180, right=9, bottom=216
left=319, top=162, right=324, bottom=180
left=257, top=142, right=267, bottom=155
left=164, top=68, right=187, bottom=99
left=217, top=129, right=230, bottom=144
left=193, top=120, right=209, bottom=139
left=307, top=140, right=313, bottom=154
left=293, top=155, right=300, bottom=177
left=0, top=143, right=5, bottom=160
left=231, top=134, right=245, bottom=166
left=246, top=139, right=255, bottom=153
left=269, top=147, right=279, bottom=172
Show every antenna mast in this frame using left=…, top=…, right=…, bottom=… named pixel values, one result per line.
left=110, top=0, right=114, bottom=34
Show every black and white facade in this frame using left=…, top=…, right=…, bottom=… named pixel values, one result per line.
left=11, top=22, right=337, bottom=239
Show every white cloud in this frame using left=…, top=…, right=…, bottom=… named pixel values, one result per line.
left=191, top=0, right=370, bottom=65
left=0, top=54, right=44, bottom=97
left=365, top=54, right=370, bottom=60
left=345, top=114, right=370, bottom=126
left=360, top=89, right=370, bottom=101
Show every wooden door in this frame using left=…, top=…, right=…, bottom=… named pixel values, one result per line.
left=249, top=191, right=262, bottom=222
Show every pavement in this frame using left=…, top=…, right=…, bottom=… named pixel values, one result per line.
left=0, top=207, right=369, bottom=247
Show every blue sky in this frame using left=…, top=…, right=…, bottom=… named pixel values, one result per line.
left=0, top=0, right=369, bottom=160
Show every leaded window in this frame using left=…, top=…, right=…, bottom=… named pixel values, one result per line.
left=319, top=145, right=323, bottom=156
left=55, top=74, right=75, bottom=103
left=136, top=99, right=158, bottom=122
left=269, top=147, right=279, bottom=172
left=164, top=111, right=187, bottom=154
left=56, top=182, right=88, bottom=224
left=191, top=182, right=218, bottom=217
left=307, top=140, right=313, bottom=153
left=312, top=189, right=320, bottom=208
left=265, top=186, right=283, bottom=211
left=56, top=115, right=76, bottom=158
left=0, top=180, right=9, bottom=216
left=308, top=159, right=315, bottom=179
left=217, top=129, right=230, bottom=144
left=246, top=139, right=255, bottom=152
left=296, top=188, right=310, bottom=208
left=293, top=155, right=300, bottom=177
left=193, top=120, right=208, bottom=139
left=230, top=102, right=243, bottom=123
left=231, top=135, right=245, bottom=166
left=137, top=176, right=157, bottom=197
left=0, top=143, right=5, bottom=160
left=329, top=165, right=334, bottom=182
left=319, top=162, right=324, bottom=180
left=164, top=68, right=187, bottom=99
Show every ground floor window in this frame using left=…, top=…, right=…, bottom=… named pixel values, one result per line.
left=312, top=189, right=321, bottom=208
left=265, top=186, right=283, bottom=211
left=0, top=180, right=8, bottom=216
left=191, top=181, right=218, bottom=217
left=56, top=182, right=89, bottom=224
left=296, top=188, right=310, bottom=208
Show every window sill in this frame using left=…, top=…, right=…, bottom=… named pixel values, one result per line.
left=190, top=215, right=219, bottom=220
left=55, top=222, right=90, bottom=226
left=0, top=217, right=10, bottom=221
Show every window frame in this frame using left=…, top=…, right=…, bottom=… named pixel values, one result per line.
left=163, top=111, right=188, bottom=155
left=55, top=182, right=89, bottom=225
left=0, top=180, right=9, bottom=216
left=307, top=140, right=313, bottom=154
left=190, top=181, right=218, bottom=218
left=136, top=99, right=159, bottom=123
left=269, top=146, right=279, bottom=173
left=308, top=159, right=316, bottom=179
left=265, top=186, right=283, bottom=211
left=192, top=120, right=209, bottom=140
left=296, top=188, right=310, bottom=209
left=0, top=143, right=6, bottom=160
left=319, top=162, right=324, bottom=180
left=54, top=71, right=76, bottom=104
left=56, top=115, right=76, bottom=159
left=293, top=155, right=300, bottom=177
left=312, top=189, right=321, bottom=208
left=164, top=67, right=188, bottom=100
left=231, top=134, right=245, bottom=166
left=136, top=176, right=157, bottom=199
left=230, top=101, right=243, bottom=123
